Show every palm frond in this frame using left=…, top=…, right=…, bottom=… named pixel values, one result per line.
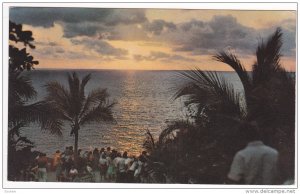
left=252, top=28, right=283, bottom=86
left=79, top=73, right=91, bottom=113
left=79, top=73, right=91, bottom=100
left=174, top=69, right=243, bottom=117
left=9, top=101, right=64, bottom=136
left=34, top=102, right=65, bottom=136
left=16, top=136, right=34, bottom=145
left=173, top=82, right=208, bottom=106
left=8, top=123, right=35, bottom=150
left=79, top=101, right=116, bottom=126
left=8, top=122, right=25, bottom=138
left=40, top=117, right=64, bottom=136
left=143, top=129, right=156, bottom=152
left=68, top=72, right=80, bottom=98
left=68, top=72, right=82, bottom=115
left=44, top=81, right=72, bottom=119
left=213, top=51, right=252, bottom=94
left=9, top=72, right=36, bottom=102
left=158, top=120, right=194, bottom=145
left=79, top=88, right=109, bottom=119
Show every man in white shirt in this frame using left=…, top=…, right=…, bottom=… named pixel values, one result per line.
left=128, top=158, right=138, bottom=183
left=69, top=165, right=78, bottom=181
left=116, top=152, right=128, bottom=182
left=113, top=153, right=122, bottom=169
left=228, top=122, right=279, bottom=185
left=113, top=153, right=122, bottom=182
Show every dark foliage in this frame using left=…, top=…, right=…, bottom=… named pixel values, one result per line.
left=8, top=21, right=40, bottom=180
left=146, top=28, right=295, bottom=184
left=8, top=21, right=62, bottom=181
left=9, top=21, right=38, bottom=73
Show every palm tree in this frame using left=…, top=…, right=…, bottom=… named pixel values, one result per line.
left=42, top=72, right=116, bottom=160
left=156, top=28, right=295, bottom=183
left=213, top=28, right=295, bottom=147
left=174, top=28, right=294, bottom=139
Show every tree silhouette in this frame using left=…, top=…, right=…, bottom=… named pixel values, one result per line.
left=8, top=21, right=39, bottom=180
left=9, top=21, right=38, bottom=72
left=42, top=72, right=116, bottom=161
left=8, top=21, right=62, bottom=180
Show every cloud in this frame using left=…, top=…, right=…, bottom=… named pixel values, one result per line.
left=133, top=51, right=196, bottom=62
left=10, top=7, right=146, bottom=27
left=10, top=7, right=170, bottom=41
left=32, top=45, right=92, bottom=60
left=101, top=24, right=149, bottom=41
left=63, top=16, right=177, bottom=40
left=35, top=40, right=60, bottom=46
left=62, top=22, right=107, bottom=38
left=62, top=9, right=148, bottom=38
left=33, top=47, right=56, bottom=56
left=158, top=15, right=258, bottom=55
left=71, top=38, right=128, bottom=57
left=65, top=51, right=92, bottom=60
left=168, top=54, right=196, bottom=62
left=152, top=15, right=296, bottom=57
left=142, top=19, right=176, bottom=35
left=103, top=9, right=146, bottom=26
left=100, top=19, right=177, bottom=41
left=10, top=7, right=105, bottom=27
left=281, top=28, right=296, bottom=56
left=10, top=7, right=147, bottom=38
left=270, top=19, right=296, bottom=57
left=55, top=47, right=65, bottom=54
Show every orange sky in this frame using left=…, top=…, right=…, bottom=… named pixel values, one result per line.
left=12, top=8, right=296, bottom=71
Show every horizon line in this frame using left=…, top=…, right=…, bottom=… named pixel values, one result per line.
left=34, top=67, right=296, bottom=73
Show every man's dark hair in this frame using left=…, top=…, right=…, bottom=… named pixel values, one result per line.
left=123, top=151, right=128, bottom=158
left=240, top=121, right=261, bottom=142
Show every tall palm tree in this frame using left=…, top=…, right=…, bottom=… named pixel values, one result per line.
left=42, top=72, right=116, bottom=159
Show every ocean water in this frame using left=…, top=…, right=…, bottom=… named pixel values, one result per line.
left=21, top=70, right=243, bottom=156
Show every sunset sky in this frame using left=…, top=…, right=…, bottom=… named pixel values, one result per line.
left=9, top=7, right=296, bottom=71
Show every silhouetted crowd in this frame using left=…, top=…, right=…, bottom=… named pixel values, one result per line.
left=24, top=146, right=152, bottom=183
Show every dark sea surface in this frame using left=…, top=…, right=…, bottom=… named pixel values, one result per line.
left=22, top=70, right=244, bottom=156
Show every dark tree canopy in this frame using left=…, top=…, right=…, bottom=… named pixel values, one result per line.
left=8, top=21, right=40, bottom=180
left=9, top=21, right=39, bottom=73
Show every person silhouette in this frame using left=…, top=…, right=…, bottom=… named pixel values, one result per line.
left=228, top=122, right=279, bottom=185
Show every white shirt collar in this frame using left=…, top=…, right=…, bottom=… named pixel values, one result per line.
left=247, top=141, right=264, bottom=146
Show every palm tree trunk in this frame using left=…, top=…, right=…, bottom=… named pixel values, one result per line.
left=74, top=130, right=78, bottom=162
left=73, top=120, right=80, bottom=163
